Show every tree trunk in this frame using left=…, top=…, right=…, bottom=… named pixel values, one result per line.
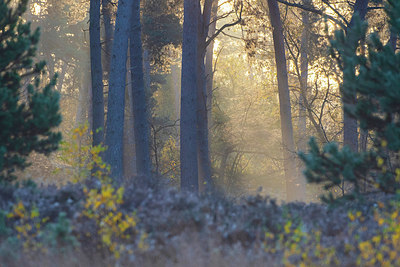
left=197, top=49, right=212, bottom=192
left=104, top=0, right=134, bottom=181
left=90, top=0, right=105, bottom=146
left=389, top=28, right=397, bottom=51
left=171, top=63, right=181, bottom=121
left=196, top=0, right=214, bottom=192
left=297, top=0, right=310, bottom=153
left=124, top=68, right=137, bottom=179
left=343, top=0, right=369, bottom=152
left=295, top=0, right=311, bottom=199
left=205, top=0, right=218, bottom=129
left=102, top=0, right=114, bottom=77
left=130, top=0, right=152, bottom=179
left=267, top=0, right=305, bottom=202
left=180, top=0, right=200, bottom=193
left=143, top=49, right=151, bottom=93
left=75, top=73, right=90, bottom=127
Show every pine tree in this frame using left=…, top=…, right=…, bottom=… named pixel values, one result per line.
left=300, top=0, right=400, bottom=203
left=0, top=0, right=62, bottom=181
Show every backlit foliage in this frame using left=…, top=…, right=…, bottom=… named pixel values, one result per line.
left=57, top=124, right=109, bottom=183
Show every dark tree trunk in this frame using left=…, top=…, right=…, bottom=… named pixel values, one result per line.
left=90, top=0, right=105, bottom=146
left=343, top=0, right=369, bottom=152
left=102, top=0, right=114, bottom=77
left=130, top=0, right=152, bottom=179
left=105, top=0, right=134, bottom=181
left=180, top=0, right=200, bottom=193
left=267, top=0, right=305, bottom=202
left=197, top=50, right=212, bottom=192
left=124, top=69, right=137, bottom=179
left=389, top=28, right=397, bottom=51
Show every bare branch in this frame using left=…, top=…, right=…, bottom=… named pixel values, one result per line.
left=276, top=0, right=347, bottom=30
left=321, top=0, right=349, bottom=27
left=205, top=1, right=243, bottom=48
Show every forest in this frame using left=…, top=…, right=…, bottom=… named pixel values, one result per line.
left=1, top=0, right=400, bottom=265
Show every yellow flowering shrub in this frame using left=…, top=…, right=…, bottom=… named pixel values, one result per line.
left=354, top=204, right=400, bottom=266
left=82, top=184, right=139, bottom=259
left=57, top=123, right=110, bottom=183
left=6, top=201, right=48, bottom=253
left=264, top=220, right=338, bottom=266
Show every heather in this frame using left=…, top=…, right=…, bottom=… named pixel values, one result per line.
left=1, top=179, right=400, bottom=266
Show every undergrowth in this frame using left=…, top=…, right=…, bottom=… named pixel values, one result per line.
left=1, top=126, right=400, bottom=266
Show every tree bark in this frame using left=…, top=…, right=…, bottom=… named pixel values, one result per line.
left=76, top=72, right=90, bottom=127
left=90, top=0, right=105, bottom=147
left=180, top=0, right=200, bottom=193
left=130, top=0, right=152, bottom=179
left=196, top=0, right=214, bottom=192
left=297, top=0, right=310, bottom=153
left=267, top=0, right=305, bottom=202
left=295, top=0, right=311, bottom=199
left=171, top=63, right=181, bottom=121
left=105, top=0, right=134, bottom=181
left=205, top=0, right=218, bottom=133
left=102, top=0, right=114, bottom=77
left=343, top=0, right=369, bottom=152
left=124, top=68, right=137, bottom=179
left=389, top=28, right=397, bottom=51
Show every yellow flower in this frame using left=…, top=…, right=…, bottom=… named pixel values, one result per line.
left=377, top=252, right=383, bottom=262
left=372, top=235, right=381, bottom=245
left=284, top=221, right=292, bottom=234
left=30, top=208, right=39, bottom=219
left=359, top=241, right=372, bottom=253
left=377, top=156, right=384, bottom=167
left=102, top=233, right=111, bottom=246
left=381, top=140, right=388, bottom=147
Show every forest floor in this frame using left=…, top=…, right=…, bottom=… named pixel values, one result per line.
left=0, top=178, right=399, bottom=266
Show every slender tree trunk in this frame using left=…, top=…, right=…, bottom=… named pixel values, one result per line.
left=102, top=0, right=114, bottom=77
left=267, top=0, right=305, bottom=202
left=76, top=73, right=90, bottom=126
left=197, top=50, right=212, bottom=192
left=171, top=63, right=181, bottom=121
left=180, top=0, right=200, bottom=192
left=102, top=0, right=114, bottom=129
left=196, top=0, right=214, bottom=192
left=343, top=0, right=369, bottom=152
left=205, top=0, right=218, bottom=129
left=90, top=0, right=105, bottom=146
left=130, top=0, right=152, bottom=179
left=124, top=67, right=137, bottom=179
left=105, top=0, right=134, bottom=181
left=295, top=0, right=310, bottom=199
left=297, top=0, right=310, bottom=153
left=143, top=49, right=151, bottom=93
left=389, top=28, right=397, bottom=51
